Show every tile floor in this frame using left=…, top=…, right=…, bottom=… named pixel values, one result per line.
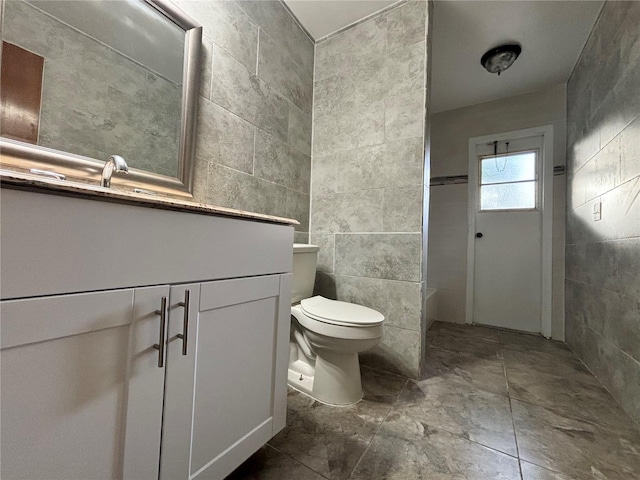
left=226, top=321, right=640, bottom=480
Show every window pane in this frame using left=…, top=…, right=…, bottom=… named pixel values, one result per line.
left=481, top=181, right=536, bottom=210
left=481, top=152, right=536, bottom=184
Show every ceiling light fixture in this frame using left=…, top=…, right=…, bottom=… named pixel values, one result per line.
left=481, top=44, right=522, bottom=75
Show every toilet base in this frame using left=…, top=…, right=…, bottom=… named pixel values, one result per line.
left=288, top=349, right=363, bottom=406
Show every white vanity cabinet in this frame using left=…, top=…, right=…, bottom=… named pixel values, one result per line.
left=0, top=286, right=168, bottom=480
left=161, top=275, right=292, bottom=480
left=0, top=188, right=294, bottom=480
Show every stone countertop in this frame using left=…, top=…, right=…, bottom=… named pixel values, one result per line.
left=0, top=170, right=299, bottom=226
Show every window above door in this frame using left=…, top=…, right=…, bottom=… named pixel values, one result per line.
left=479, top=150, right=538, bottom=211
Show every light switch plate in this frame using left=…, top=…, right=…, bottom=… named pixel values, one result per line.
left=592, top=201, right=602, bottom=222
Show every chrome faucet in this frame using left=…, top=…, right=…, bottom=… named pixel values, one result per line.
left=100, top=155, right=129, bottom=188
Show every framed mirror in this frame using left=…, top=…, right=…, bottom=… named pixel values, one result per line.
left=0, top=0, right=201, bottom=198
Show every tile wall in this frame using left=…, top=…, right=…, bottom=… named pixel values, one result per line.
left=310, top=0, right=430, bottom=378
left=565, top=0, right=640, bottom=425
left=428, top=85, right=567, bottom=340
left=175, top=0, right=314, bottom=241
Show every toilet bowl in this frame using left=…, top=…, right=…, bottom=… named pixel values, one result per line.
left=290, top=244, right=384, bottom=406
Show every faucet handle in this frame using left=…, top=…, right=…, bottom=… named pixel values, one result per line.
left=107, top=155, right=129, bottom=173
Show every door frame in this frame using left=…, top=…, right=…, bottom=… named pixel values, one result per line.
left=465, top=125, right=554, bottom=337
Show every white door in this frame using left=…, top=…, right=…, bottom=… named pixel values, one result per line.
left=471, top=134, right=544, bottom=333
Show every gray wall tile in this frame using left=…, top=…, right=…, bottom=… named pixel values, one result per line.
left=313, top=56, right=385, bottom=119
left=334, top=234, right=422, bottom=282
left=360, top=325, right=421, bottom=378
left=315, top=15, right=386, bottom=81
left=310, top=233, right=335, bottom=273
left=324, top=274, right=423, bottom=333
left=620, top=116, right=640, bottom=184
left=384, top=41, right=426, bottom=98
left=331, top=274, right=383, bottom=311
left=294, top=232, right=309, bottom=244
left=254, top=130, right=293, bottom=187
left=332, top=145, right=388, bottom=193
left=188, top=1, right=311, bottom=232
left=566, top=280, right=640, bottom=363
left=258, top=29, right=313, bottom=113
left=207, top=163, right=287, bottom=217
left=566, top=313, right=640, bottom=428
left=383, top=185, right=423, bottom=232
left=311, top=1, right=429, bottom=378
left=566, top=0, right=640, bottom=425
left=286, top=189, right=310, bottom=232
left=199, top=36, right=213, bottom=100
left=387, top=0, right=427, bottom=53
left=239, top=0, right=314, bottom=76
left=314, top=41, right=424, bottom=121
left=291, top=149, right=312, bottom=195
left=254, top=130, right=311, bottom=193
left=385, top=90, right=425, bottom=142
left=311, top=153, right=339, bottom=197
left=288, top=104, right=312, bottom=156
left=313, top=101, right=385, bottom=156
left=175, top=0, right=258, bottom=73
left=196, top=99, right=255, bottom=174
left=567, top=176, right=640, bottom=245
left=312, top=190, right=384, bottom=233
left=330, top=138, right=424, bottom=194
left=211, top=46, right=289, bottom=142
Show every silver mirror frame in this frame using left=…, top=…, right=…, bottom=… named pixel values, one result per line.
left=0, top=0, right=202, bottom=199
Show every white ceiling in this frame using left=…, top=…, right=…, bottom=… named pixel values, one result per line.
left=285, top=0, right=398, bottom=40
left=285, top=0, right=604, bottom=114
left=431, top=1, right=604, bottom=113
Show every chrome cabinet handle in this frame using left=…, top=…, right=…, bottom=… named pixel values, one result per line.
left=153, top=296, right=168, bottom=367
left=176, top=290, right=190, bottom=356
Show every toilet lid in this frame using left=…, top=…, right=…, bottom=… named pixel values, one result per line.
left=300, top=296, right=384, bottom=327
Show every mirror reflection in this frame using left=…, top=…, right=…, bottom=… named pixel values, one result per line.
left=1, top=0, right=185, bottom=177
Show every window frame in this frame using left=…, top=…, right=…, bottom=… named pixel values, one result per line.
left=477, top=148, right=540, bottom=212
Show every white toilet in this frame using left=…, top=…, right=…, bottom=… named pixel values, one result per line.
left=289, top=244, right=384, bottom=406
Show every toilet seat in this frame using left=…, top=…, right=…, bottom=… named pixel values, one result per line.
left=300, top=296, right=384, bottom=327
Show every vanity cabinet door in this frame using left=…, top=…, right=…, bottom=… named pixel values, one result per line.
left=0, top=286, right=169, bottom=480
left=160, top=274, right=292, bottom=480
left=159, top=282, right=201, bottom=480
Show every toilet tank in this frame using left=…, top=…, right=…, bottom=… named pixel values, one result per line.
left=292, top=244, right=319, bottom=304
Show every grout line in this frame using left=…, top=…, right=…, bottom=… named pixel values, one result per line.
left=502, top=342, right=524, bottom=479
left=265, top=444, right=331, bottom=479
left=349, top=377, right=409, bottom=477
left=569, top=114, right=638, bottom=180
left=307, top=36, right=317, bottom=243
left=251, top=127, right=256, bottom=176
left=569, top=173, right=639, bottom=211
left=208, top=42, right=214, bottom=101
left=374, top=366, right=522, bottom=462
left=255, top=27, right=260, bottom=75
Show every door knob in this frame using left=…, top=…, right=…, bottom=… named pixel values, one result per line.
left=476, top=232, right=483, bottom=238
